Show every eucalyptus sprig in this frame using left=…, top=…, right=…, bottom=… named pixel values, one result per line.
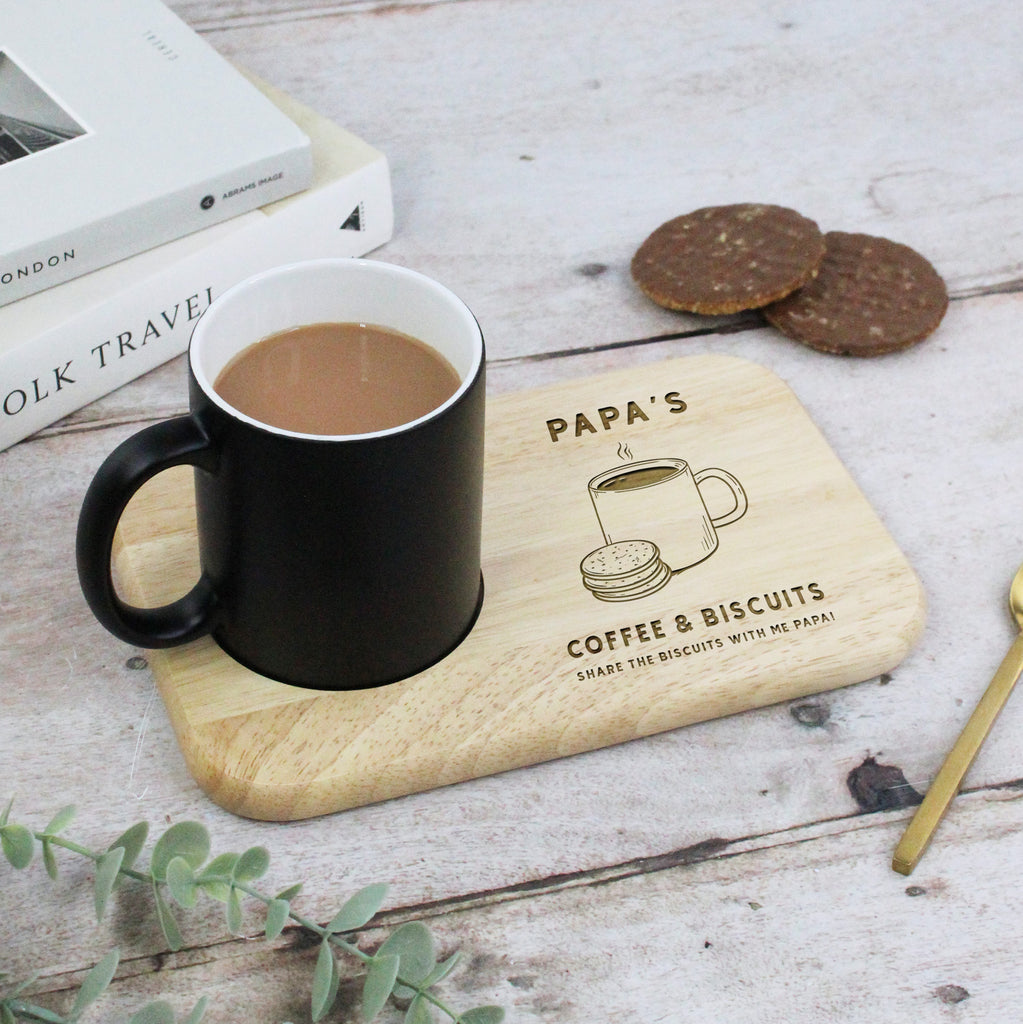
left=1, top=799, right=504, bottom=1024
left=1, top=951, right=206, bottom=1024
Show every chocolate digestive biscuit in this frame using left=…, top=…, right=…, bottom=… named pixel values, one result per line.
left=631, top=203, right=826, bottom=315
left=763, top=230, right=948, bottom=356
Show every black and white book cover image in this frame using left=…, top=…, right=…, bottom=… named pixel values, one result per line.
left=0, top=0, right=313, bottom=307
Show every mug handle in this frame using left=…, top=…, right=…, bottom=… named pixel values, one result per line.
left=76, top=415, right=218, bottom=648
left=694, top=467, right=748, bottom=528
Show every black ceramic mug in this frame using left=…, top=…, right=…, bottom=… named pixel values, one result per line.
left=76, top=258, right=485, bottom=690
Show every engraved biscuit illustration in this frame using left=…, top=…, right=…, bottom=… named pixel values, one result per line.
left=579, top=539, right=671, bottom=603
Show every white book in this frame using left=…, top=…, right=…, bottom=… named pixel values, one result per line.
left=0, top=75, right=393, bottom=452
left=0, top=0, right=313, bottom=306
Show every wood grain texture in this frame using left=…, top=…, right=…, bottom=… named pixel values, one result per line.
left=19, top=791, right=1023, bottom=1023
left=186, top=0, right=1023, bottom=361
left=111, top=356, right=923, bottom=819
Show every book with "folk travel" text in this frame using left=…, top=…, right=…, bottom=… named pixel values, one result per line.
left=0, top=74, right=393, bottom=451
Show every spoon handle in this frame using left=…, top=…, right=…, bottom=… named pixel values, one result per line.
left=892, top=630, right=1023, bottom=875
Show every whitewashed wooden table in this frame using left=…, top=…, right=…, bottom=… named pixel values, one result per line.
left=4, top=1, right=1023, bottom=1020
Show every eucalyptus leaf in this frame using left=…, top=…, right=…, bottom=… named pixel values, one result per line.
left=362, top=953, right=400, bottom=1021
left=70, top=948, right=119, bottom=1019
left=421, top=951, right=462, bottom=988
left=43, top=804, right=76, bottom=837
left=275, top=882, right=303, bottom=902
left=326, top=882, right=389, bottom=934
left=42, top=838, right=59, bottom=881
left=107, top=820, right=149, bottom=886
left=310, top=940, right=337, bottom=1023
left=198, top=877, right=232, bottom=904
left=404, top=995, right=434, bottom=1024
left=197, top=853, right=238, bottom=903
left=226, top=886, right=243, bottom=934
left=93, top=846, right=125, bottom=922
left=264, top=898, right=290, bottom=941
left=458, top=1007, right=505, bottom=1024
left=10, top=1004, right=64, bottom=1023
left=181, top=995, right=209, bottom=1024
left=154, top=882, right=184, bottom=952
left=0, top=823, right=34, bottom=869
left=199, top=852, right=239, bottom=880
left=377, top=922, right=435, bottom=1000
left=326, top=957, right=341, bottom=1022
left=166, top=856, right=198, bottom=908
left=151, top=821, right=211, bottom=881
left=231, top=845, right=270, bottom=883
left=127, top=1001, right=176, bottom=1024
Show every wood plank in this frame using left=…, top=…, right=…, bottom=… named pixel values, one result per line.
left=47, top=0, right=1023, bottom=434
left=4, top=291, right=1023, bottom=979
left=16, top=790, right=1023, bottom=1022
left=110, top=355, right=923, bottom=819
left=186, top=0, right=1023, bottom=362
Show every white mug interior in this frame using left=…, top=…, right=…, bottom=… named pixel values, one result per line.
left=189, top=258, right=483, bottom=440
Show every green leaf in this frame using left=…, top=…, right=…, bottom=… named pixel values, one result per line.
left=310, top=940, right=337, bottom=1022
left=326, top=882, right=389, bottom=934
left=405, top=995, right=434, bottom=1024
left=151, top=822, right=210, bottom=881
left=107, top=821, right=149, bottom=886
left=154, top=882, right=183, bottom=951
left=198, top=878, right=231, bottom=904
left=42, top=838, right=59, bottom=881
left=94, top=846, right=125, bottom=922
left=70, top=948, right=119, bottom=1019
left=378, top=922, right=435, bottom=1000
left=2, top=1003, right=16, bottom=1024
left=325, top=965, right=341, bottom=1022
left=0, top=797, right=12, bottom=827
left=458, top=1008, right=505, bottom=1024
left=422, top=951, right=462, bottom=987
left=225, top=886, right=243, bottom=934
left=199, top=852, right=239, bottom=880
left=0, top=823, right=34, bottom=869
left=197, top=853, right=238, bottom=902
left=181, top=995, right=209, bottom=1024
left=264, top=898, right=290, bottom=941
left=362, top=953, right=400, bottom=1021
left=43, top=804, right=76, bottom=836
left=231, top=845, right=270, bottom=883
left=166, top=856, right=198, bottom=908
left=275, top=882, right=303, bottom=902
left=128, top=1001, right=176, bottom=1024
left=10, top=1005, right=64, bottom=1023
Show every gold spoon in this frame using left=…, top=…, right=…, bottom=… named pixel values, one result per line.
left=892, top=562, right=1023, bottom=875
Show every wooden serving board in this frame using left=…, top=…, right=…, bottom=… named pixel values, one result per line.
left=113, top=354, right=925, bottom=820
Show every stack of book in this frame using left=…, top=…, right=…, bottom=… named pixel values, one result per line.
left=0, top=0, right=393, bottom=451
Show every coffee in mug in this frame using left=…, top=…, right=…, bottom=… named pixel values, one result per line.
left=588, top=457, right=747, bottom=574
left=76, top=259, right=486, bottom=691
left=213, top=322, right=461, bottom=435
left=593, top=463, right=681, bottom=492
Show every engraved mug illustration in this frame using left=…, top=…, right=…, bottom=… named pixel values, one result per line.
left=587, top=457, right=748, bottom=573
